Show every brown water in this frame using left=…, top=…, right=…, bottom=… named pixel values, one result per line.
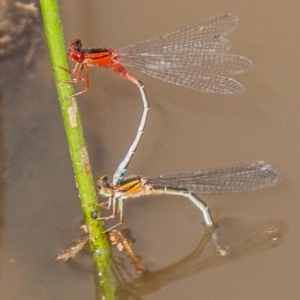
left=0, top=0, right=300, bottom=299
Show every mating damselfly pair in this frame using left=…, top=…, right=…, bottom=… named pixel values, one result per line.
left=66, top=13, right=280, bottom=246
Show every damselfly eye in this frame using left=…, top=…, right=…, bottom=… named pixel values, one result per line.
left=97, top=176, right=114, bottom=197
left=68, top=39, right=85, bottom=62
left=98, top=175, right=110, bottom=188
left=71, top=39, right=82, bottom=51
left=69, top=51, right=84, bottom=62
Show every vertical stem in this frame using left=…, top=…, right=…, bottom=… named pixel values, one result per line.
left=39, top=0, right=116, bottom=298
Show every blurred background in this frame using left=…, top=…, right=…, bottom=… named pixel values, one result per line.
left=0, top=0, right=299, bottom=299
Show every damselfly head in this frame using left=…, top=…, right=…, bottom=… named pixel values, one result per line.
left=97, top=175, right=114, bottom=197
left=68, top=39, right=85, bottom=63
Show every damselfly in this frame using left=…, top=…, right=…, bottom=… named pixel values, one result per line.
left=68, top=13, right=252, bottom=96
left=67, top=13, right=253, bottom=184
left=97, top=161, right=280, bottom=231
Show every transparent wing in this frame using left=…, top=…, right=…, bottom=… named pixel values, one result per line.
left=117, top=13, right=253, bottom=94
left=119, top=13, right=239, bottom=54
left=146, top=161, right=280, bottom=193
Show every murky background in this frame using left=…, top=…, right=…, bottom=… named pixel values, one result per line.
left=1, top=0, right=300, bottom=299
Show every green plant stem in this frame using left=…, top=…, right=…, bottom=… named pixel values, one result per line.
left=39, top=0, right=116, bottom=298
